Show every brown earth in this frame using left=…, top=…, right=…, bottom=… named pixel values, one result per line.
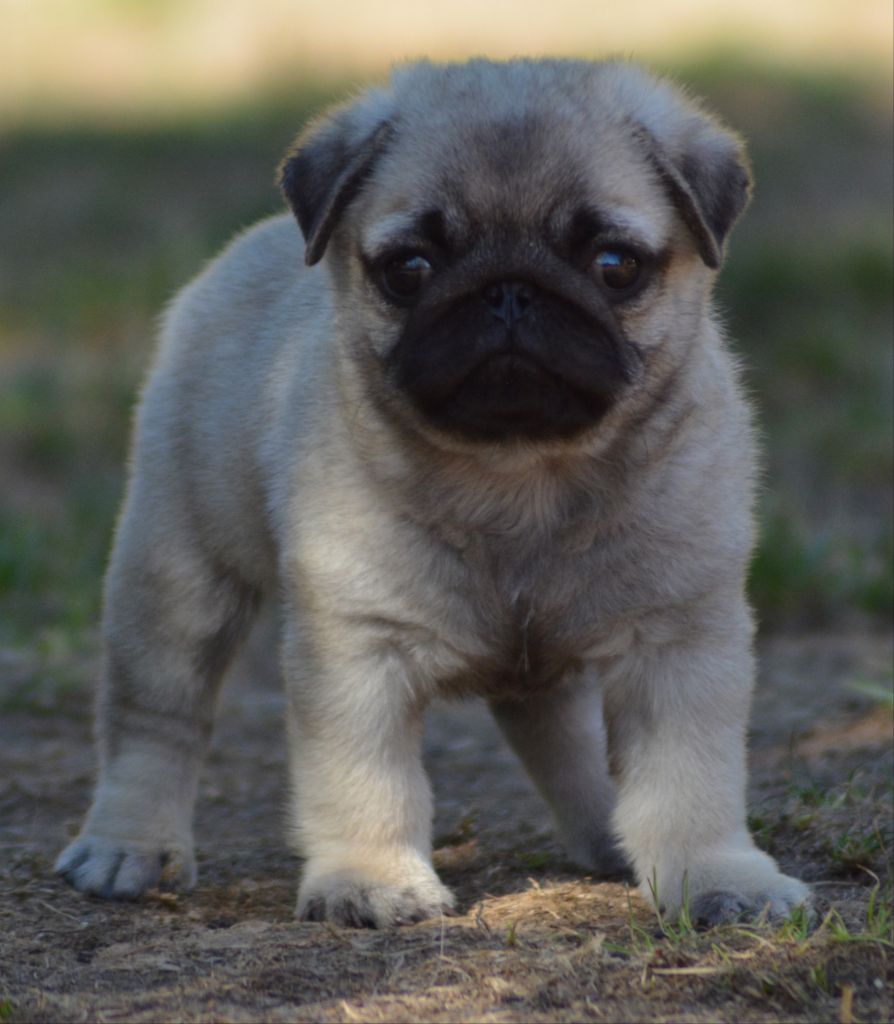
left=1, top=631, right=892, bottom=1023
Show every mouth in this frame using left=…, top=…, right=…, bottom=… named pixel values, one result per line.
left=423, top=347, right=614, bottom=442
left=461, top=349, right=566, bottom=408
left=466, top=347, right=550, bottom=386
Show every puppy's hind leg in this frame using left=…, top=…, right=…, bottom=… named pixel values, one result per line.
left=56, top=496, right=260, bottom=900
left=490, top=671, right=629, bottom=877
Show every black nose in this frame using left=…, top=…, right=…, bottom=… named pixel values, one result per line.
left=482, top=280, right=532, bottom=326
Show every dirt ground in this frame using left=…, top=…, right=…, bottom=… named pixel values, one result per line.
left=1, top=630, right=892, bottom=1023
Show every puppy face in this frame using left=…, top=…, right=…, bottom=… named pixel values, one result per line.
left=360, top=200, right=648, bottom=442
left=280, top=60, right=751, bottom=444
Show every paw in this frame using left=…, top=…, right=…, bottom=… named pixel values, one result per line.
left=649, top=848, right=810, bottom=926
left=55, top=834, right=196, bottom=900
left=689, top=873, right=811, bottom=927
left=297, top=863, right=455, bottom=928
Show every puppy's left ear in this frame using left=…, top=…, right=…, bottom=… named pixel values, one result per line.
left=279, top=98, right=394, bottom=266
left=640, top=119, right=752, bottom=269
left=620, top=67, right=752, bottom=269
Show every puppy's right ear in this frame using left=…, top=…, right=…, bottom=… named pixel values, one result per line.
left=279, top=101, right=393, bottom=266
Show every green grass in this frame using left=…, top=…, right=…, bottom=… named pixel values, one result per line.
left=751, top=767, right=894, bottom=894
left=805, top=884, right=894, bottom=950
left=749, top=507, right=893, bottom=627
left=601, top=880, right=893, bottom=1016
left=826, top=830, right=888, bottom=875
left=0, top=58, right=891, bottom=648
left=848, top=678, right=894, bottom=709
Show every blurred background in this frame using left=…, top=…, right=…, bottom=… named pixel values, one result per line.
left=1, top=0, right=891, bottom=685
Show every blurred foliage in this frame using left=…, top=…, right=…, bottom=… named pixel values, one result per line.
left=0, top=56, right=891, bottom=651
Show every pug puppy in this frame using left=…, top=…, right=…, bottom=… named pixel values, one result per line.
left=56, top=58, right=809, bottom=928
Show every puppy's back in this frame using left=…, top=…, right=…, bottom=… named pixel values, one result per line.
left=127, top=214, right=322, bottom=587
left=161, top=213, right=307, bottom=359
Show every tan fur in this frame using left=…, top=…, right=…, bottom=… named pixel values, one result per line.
left=57, top=58, right=808, bottom=927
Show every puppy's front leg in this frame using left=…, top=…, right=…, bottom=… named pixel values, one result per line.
left=603, top=601, right=809, bottom=925
left=283, top=620, right=453, bottom=928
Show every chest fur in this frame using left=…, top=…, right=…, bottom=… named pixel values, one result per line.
left=417, top=537, right=621, bottom=700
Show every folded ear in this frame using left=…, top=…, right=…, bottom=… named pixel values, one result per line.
left=279, top=99, right=394, bottom=266
left=608, top=64, right=751, bottom=269
left=639, top=120, right=752, bottom=269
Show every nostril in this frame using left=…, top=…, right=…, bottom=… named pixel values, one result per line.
left=482, top=281, right=532, bottom=324
left=483, top=283, right=505, bottom=311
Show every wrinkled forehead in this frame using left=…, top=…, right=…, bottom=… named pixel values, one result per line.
left=359, top=105, right=674, bottom=257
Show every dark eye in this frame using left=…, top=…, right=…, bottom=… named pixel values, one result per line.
left=593, top=249, right=641, bottom=291
left=381, top=253, right=432, bottom=302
